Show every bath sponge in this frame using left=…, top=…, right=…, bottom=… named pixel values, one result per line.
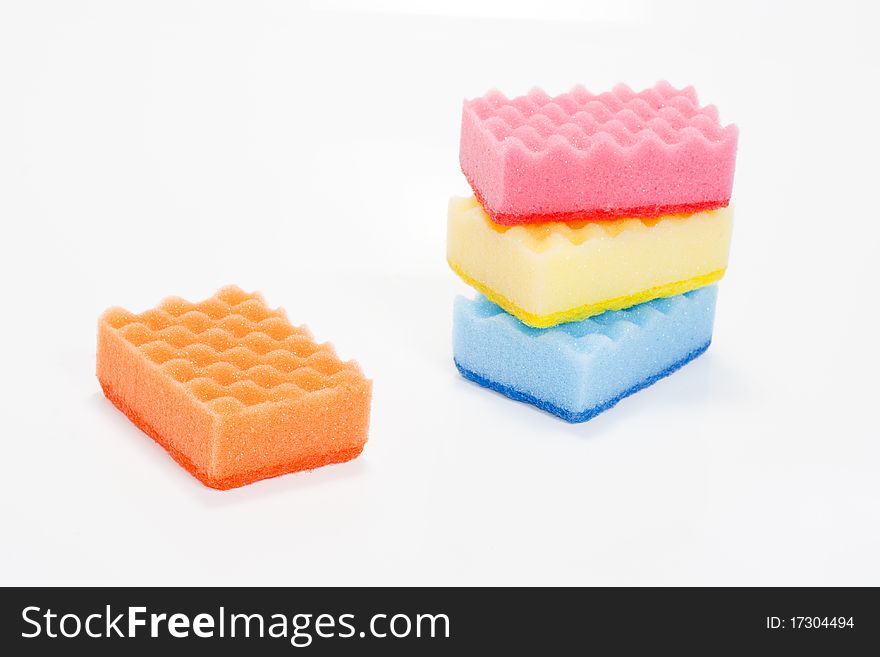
left=96, top=286, right=371, bottom=490
left=453, top=287, right=717, bottom=422
left=460, top=81, right=738, bottom=225
left=448, top=196, right=731, bottom=328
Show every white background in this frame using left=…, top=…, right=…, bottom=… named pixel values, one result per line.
left=2, top=0, right=878, bottom=586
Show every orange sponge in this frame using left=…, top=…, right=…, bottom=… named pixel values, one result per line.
left=96, top=286, right=371, bottom=490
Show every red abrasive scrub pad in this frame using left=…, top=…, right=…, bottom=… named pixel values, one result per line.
left=460, top=81, right=738, bottom=225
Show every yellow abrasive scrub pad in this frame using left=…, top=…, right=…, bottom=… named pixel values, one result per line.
left=447, top=196, right=732, bottom=328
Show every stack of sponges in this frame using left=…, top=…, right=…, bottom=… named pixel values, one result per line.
left=448, top=82, right=737, bottom=422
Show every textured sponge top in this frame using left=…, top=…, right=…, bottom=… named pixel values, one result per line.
left=462, top=286, right=716, bottom=350
left=100, top=286, right=367, bottom=416
left=460, top=81, right=738, bottom=224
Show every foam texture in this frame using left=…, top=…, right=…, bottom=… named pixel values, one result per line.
left=448, top=196, right=731, bottom=328
left=97, top=286, right=371, bottom=489
left=460, top=81, right=738, bottom=225
left=453, top=286, right=717, bottom=422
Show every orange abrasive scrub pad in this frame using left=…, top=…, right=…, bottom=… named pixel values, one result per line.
left=96, top=286, right=371, bottom=490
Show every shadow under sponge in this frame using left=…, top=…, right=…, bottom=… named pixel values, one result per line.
left=97, top=286, right=371, bottom=489
left=453, top=286, right=717, bottom=423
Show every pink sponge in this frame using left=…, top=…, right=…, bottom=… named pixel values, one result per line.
left=460, top=81, right=738, bottom=225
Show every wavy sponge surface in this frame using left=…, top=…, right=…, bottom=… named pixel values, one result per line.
left=97, top=286, right=371, bottom=490
left=448, top=196, right=731, bottom=328
left=460, top=81, right=738, bottom=225
left=453, top=286, right=717, bottom=423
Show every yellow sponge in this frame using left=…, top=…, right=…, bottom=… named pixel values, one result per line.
left=447, top=196, right=732, bottom=328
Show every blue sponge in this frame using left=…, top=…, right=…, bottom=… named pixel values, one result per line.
left=453, top=286, right=718, bottom=423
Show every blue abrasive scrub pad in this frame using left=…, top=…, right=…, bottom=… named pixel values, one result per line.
left=453, top=286, right=717, bottom=423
